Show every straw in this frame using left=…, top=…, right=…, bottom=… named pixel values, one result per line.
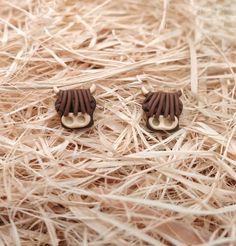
left=0, top=0, right=236, bottom=245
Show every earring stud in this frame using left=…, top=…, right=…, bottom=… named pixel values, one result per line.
left=141, top=86, right=183, bottom=131
left=54, top=84, right=96, bottom=129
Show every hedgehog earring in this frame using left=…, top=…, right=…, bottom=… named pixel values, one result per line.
left=54, top=84, right=96, bottom=129
left=141, top=86, right=183, bottom=131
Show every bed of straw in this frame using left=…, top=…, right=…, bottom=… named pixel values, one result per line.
left=0, top=0, right=236, bottom=245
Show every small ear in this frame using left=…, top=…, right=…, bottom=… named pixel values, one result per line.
left=141, top=86, right=149, bottom=96
left=90, top=84, right=96, bottom=94
left=53, top=86, right=60, bottom=94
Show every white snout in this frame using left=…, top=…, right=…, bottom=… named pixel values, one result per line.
left=61, top=113, right=91, bottom=129
left=148, top=115, right=178, bottom=131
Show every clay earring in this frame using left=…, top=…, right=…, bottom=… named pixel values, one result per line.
left=54, top=84, right=96, bottom=129
left=141, top=86, right=183, bottom=131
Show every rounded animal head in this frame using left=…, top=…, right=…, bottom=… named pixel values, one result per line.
left=55, top=85, right=96, bottom=129
left=142, top=87, right=183, bottom=131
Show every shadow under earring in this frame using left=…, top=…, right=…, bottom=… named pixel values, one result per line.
left=54, top=84, right=96, bottom=129
left=141, top=86, right=183, bottom=132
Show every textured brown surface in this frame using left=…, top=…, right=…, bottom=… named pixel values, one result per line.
left=55, top=89, right=96, bottom=116
left=142, top=90, right=183, bottom=131
left=55, top=88, right=96, bottom=128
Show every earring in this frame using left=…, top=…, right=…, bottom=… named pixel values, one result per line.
left=54, top=84, right=96, bottom=129
left=141, top=86, right=183, bottom=132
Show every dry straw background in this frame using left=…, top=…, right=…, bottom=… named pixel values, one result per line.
left=0, top=0, right=236, bottom=245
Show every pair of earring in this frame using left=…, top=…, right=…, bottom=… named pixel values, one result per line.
left=54, top=84, right=183, bottom=132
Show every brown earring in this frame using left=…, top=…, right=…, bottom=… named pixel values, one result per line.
left=54, top=84, right=96, bottom=129
left=141, top=86, right=183, bottom=131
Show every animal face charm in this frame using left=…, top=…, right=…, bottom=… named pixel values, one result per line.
left=141, top=86, right=183, bottom=131
left=54, top=84, right=96, bottom=129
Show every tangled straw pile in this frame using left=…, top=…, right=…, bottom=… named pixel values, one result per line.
left=0, top=0, right=236, bottom=245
